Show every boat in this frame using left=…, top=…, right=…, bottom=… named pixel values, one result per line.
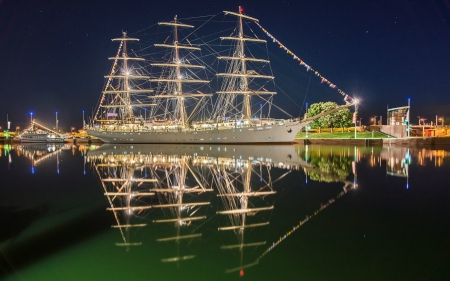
left=17, top=120, right=64, bottom=143
left=86, top=8, right=354, bottom=143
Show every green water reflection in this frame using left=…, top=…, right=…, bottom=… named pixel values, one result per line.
left=0, top=144, right=449, bottom=280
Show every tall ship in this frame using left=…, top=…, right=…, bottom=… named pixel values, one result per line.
left=86, top=8, right=353, bottom=143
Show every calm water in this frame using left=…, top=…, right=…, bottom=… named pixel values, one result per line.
left=0, top=143, right=449, bottom=281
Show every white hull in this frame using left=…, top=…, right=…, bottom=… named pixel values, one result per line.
left=19, top=134, right=64, bottom=143
left=86, top=120, right=305, bottom=144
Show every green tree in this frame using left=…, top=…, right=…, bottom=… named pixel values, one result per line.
left=307, top=101, right=353, bottom=131
left=444, top=117, right=450, bottom=126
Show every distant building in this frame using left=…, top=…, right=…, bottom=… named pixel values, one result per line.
left=387, top=106, right=409, bottom=125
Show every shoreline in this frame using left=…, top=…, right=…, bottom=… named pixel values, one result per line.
left=2, top=136, right=450, bottom=147
left=295, top=136, right=450, bottom=147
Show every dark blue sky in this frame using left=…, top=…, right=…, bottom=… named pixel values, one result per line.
left=1, top=0, right=450, bottom=130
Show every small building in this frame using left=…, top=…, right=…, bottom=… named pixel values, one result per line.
left=387, top=106, right=409, bottom=125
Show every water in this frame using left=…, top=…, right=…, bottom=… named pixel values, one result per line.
left=0, top=143, right=449, bottom=280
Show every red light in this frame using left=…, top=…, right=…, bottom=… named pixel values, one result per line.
left=240, top=269, right=244, bottom=277
left=239, top=7, right=243, bottom=13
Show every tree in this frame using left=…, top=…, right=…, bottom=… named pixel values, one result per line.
left=444, top=117, right=450, bottom=126
left=307, top=101, right=353, bottom=131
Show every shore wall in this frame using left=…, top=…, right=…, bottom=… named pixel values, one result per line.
left=379, top=125, right=407, bottom=138
left=295, top=136, right=450, bottom=147
left=295, top=138, right=384, bottom=146
left=383, top=137, right=450, bottom=147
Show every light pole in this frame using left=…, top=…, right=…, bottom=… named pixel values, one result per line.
left=354, top=100, right=358, bottom=139
left=371, top=116, right=377, bottom=125
left=407, top=98, right=410, bottom=138
left=306, top=102, right=308, bottom=139
left=30, top=112, right=33, bottom=123
left=82, top=110, right=85, bottom=129
left=56, top=111, right=58, bottom=132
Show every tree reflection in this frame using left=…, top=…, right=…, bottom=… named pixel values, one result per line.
left=308, top=156, right=352, bottom=182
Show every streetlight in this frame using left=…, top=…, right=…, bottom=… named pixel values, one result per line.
left=354, top=99, right=359, bottom=139
left=56, top=111, right=58, bottom=132
left=82, top=110, right=85, bottom=128
left=30, top=112, right=33, bottom=123
left=407, top=98, right=410, bottom=138
left=371, top=116, right=377, bottom=125
left=306, top=102, right=309, bottom=139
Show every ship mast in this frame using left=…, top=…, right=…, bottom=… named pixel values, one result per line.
left=103, top=32, right=154, bottom=121
left=151, top=17, right=211, bottom=128
left=218, top=7, right=276, bottom=121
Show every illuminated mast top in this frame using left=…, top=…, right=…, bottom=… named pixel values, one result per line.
left=218, top=7, right=276, bottom=120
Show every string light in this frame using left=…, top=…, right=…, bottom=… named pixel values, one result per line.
left=254, top=21, right=354, bottom=103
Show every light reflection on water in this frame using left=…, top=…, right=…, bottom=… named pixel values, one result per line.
left=0, top=144, right=449, bottom=280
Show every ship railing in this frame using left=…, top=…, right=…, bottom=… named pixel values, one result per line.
left=93, top=118, right=302, bottom=133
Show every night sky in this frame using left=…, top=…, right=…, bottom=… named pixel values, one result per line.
left=1, top=0, right=450, bottom=131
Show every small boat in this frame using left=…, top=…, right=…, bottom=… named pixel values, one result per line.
left=19, top=130, right=64, bottom=143
left=17, top=120, right=64, bottom=143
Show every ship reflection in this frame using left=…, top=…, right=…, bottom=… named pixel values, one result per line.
left=87, top=144, right=357, bottom=272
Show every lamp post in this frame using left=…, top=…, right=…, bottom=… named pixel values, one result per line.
left=407, top=98, right=410, bottom=138
left=56, top=111, right=58, bottom=132
left=354, top=100, right=358, bottom=139
left=306, top=102, right=308, bottom=139
left=371, top=116, right=377, bottom=125
left=30, top=112, right=33, bottom=123
left=82, top=110, right=85, bottom=129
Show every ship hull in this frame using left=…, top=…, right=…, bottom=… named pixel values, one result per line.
left=86, top=120, right=305, bottom=144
